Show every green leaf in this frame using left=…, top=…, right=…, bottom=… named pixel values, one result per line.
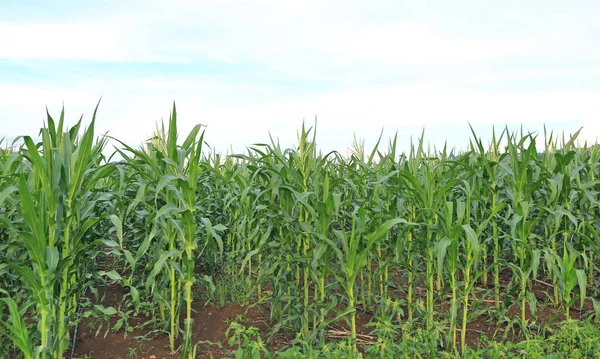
left=45, top=247, right=59, bottom=274
left=109, top=214, right=123, bottom=246
left=18, top=175, right=47, bottom=267
left=213, top=224, right=227, bottom=231
left=123, top=249, right=135, bottom=270
left=129, top=286, right=140, bottom=313
left=0, top=296, right=33, bottom=359
left=462, top=224, right=481, bottom=263
left=434, top=238, right=452, bottom=280
left=576, top=269, right=587, bottom=308
left=101, top=239, right=119, bottom=248
left=7, top=263, right=48, bottom=307
left=366, top=218, right=406, bottom=249
left=95, top=305, right=118, bottom=316
left=154, top=203, right=181, bottom=222
left=0, top=185, right=17, bottom=205
left=146, top=250, right=181, bottom=291
left=99, top=270, right=122, bottom=281
left=134, top=228, right=154, bottom=262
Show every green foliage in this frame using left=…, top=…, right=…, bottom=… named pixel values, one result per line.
left=2, top=104, right=600, bottom=358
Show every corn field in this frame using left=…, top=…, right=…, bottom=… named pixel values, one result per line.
left=1, top=104, right=600, bottom=358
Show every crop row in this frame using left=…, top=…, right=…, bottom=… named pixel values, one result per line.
left=1, top=105, right=599, bottom=358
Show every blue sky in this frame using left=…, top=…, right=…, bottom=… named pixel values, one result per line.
left=1, top=0, right=599, bottom=154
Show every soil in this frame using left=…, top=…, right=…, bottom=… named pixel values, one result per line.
left=72, top=269, right=599, bottom=359
left=73, top=283, right=270, bottom=359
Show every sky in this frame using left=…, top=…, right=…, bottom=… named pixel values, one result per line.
left=1, top=0, right=599, bottom=156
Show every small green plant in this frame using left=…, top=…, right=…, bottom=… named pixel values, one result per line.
left=113, top=308, right=135, bottom=338
left=201, top=274, right=245, bottom=307
left=544, top=318, right=600, bottom=358
left=364, top=315, right=400, bottom=359
left=548, top=244, right=587, bottom=318
left=224, top=322, right=271, bottom=359
left=0, top=294, right=33, bottom=359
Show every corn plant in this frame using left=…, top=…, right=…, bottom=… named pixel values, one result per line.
left=327, top=206, right=404, bottom=349
left=547, top=244, right=587, bottom=318
left=434, top=202, right=460, bottom=350
left=113, top=104, right=226, bottom=357
left=3, top=103, right=600, bottom=358
left=503, top=131, right=544, bottom=324
left=0, top=290, right=33, bottom=359
left=469, top=126, right=506, bottom=308
left=5, top=105, right=112, bottom=358
left=0, top=139, right=21, bottom=290
left=400, top=150, right=458, bottom=329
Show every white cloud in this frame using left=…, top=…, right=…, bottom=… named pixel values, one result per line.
left=0, top=21, right=190, bottom=63
left=2, top=1, right=598, bottom=80
left=0, top=3, right=541, bottom=68
left=1, top=0, right=598, bottom=154
left=2, top=76, right=596, bottom=154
